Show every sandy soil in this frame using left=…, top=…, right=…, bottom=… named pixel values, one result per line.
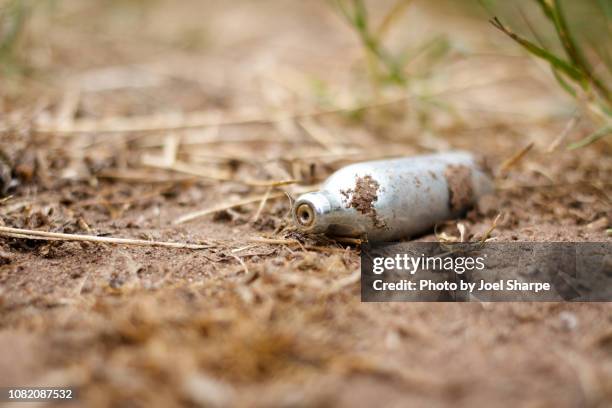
left=0, top=1, right=611, bottom=407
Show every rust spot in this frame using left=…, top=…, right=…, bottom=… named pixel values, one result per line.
left=474, top=154, right=494, bottom=177
left=444, top=165, right=474, bottom=213
left=341, top=175, right=386, bottom=228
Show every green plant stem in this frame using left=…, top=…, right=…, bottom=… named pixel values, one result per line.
left=0, top=0, right=28, bottom=59
left=490, top=17, right=583, bottom=81
left=333, top=0, right=406, bottom=84
left=551, top=0, right=611, bottom=103
left=567, top=125, right=612, bottom=149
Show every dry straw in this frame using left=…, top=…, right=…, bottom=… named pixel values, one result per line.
left=0, top=226, right=212, bottom=249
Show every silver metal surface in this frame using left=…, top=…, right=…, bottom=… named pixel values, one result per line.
left=292, top=152, right=494, bottom=242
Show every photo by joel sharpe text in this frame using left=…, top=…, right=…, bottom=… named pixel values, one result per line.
left=371, top=277, right=551, bottom=294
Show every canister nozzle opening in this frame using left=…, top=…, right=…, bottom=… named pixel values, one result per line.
left=295, top=203, right=315, bottom=227
left=292, top=192, right=333, bottom=233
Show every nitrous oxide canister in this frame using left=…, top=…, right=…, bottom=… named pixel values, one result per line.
left=292, top=152, right=493, bottom=242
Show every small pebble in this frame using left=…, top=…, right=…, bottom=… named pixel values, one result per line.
left=558, top=311, right=578, bottom=331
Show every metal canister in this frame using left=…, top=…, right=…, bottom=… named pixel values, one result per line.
left=292, top=152, right=494, bottom=242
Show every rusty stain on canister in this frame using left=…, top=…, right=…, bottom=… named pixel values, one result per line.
left=340, top=175, right=387, bottom=229
left=444, top=165, right=474, bottom=213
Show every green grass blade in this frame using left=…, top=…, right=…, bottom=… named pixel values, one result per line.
left=0, top=0, right=27, bottom=57
left=352, top=0, right=368, bottom=30
left=331, top=0, right=353, bottom=25
left=490, top=17, right=584, bottom=81
left=376, top=0, right=413, bottom=38
left=533, top=0, right=554, bottom=21
left=596, top=0, right=612, bottom=20
left=331, top=0, right=407, bottom=85
left=551, top=68, right=577, bottom=97
left=399, top=35, right=449, bottom=68
left=552, top=0, right=610, bottom=102
left=567, top=125, right=612, bottom=149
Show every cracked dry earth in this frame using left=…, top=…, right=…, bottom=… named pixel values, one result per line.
left=0, top=0, right=611, bottom=407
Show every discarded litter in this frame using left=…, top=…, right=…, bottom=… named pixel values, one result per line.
left=292, top=152, right=493, bottom=242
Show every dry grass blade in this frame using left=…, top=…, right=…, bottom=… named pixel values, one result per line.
left=332, top=236, right=363, bottom=245
left=0, top=226, right=213, bottom=249
left=246, top=237, right=353, bottom=253
left=499, top=142, right=534, bottom=175
left=97, top=169, right=198, bottom=184
left=298, top=119, right=345, bottom=153
left=547, top=115, right=579, bottom=152
left=174, top=192, right=287, bottom=224
left=144, top=159, right=298, bottom=187
left=568, top=125, right=612, bottom=149
left=251, top=187, right=272, bottom=223
left=457, top=222, right=467, bottom=243
left=1, top=232, right=64, bottom=241
left=231, top=244, right=257, bottom=253
left=231, top=254, right=249, bottom=275
left=247, top=237, right=301, bottom=245
left=34, top=111, right=266, bottom=134
left=480, top=213, right=502, bottom=243
left=32, top=96, right=411, bottom=135
left=75, top=185, right=174, bottom=208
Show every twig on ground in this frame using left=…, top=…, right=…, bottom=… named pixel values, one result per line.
left=231, top=254, right=249, bottom=275
left=1, top=232, right=63, bottom=241
left=496, top=180, right=612, bottom=192
left=75, top=185, right=174, bottom=208
left=161, top=133, right=179, bottom=166
left=143, top=159, right=297, bottom=187
left=480, top=213, right=502, bottom=243
left=0, top=226, right=213, bottom=249
left=32, top=95, right=410, bottom=135
left=174, top=193, right=287, bottom=225
left=231, top=244, right=258, bottom=254
left=498, top=142, right=534, bottom=175
left=247, top=237, right=301, bottom=245
left=547, top=115, right=579, bottom=152
left=298, top=119, right=347, bottom=153
left=332, top=236, right=363, bottom=245
left=97, top=169, right=198, bottom=184
left=247, top=237, right=352, bottom=253
left=458, top=222, right=467, bottom=243
left=251, top=187, right=273, bottom=223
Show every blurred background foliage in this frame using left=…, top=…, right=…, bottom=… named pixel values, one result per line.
left=333, top=0, right=611, bottom=147
left=483, top=0, right=611, bottom=146
left=0, top=0, right=31, bottom=73
left=1, top=0, right=610, bottom=147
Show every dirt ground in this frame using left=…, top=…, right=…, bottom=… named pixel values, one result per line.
left=0, top=1, right=611, bottom=407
